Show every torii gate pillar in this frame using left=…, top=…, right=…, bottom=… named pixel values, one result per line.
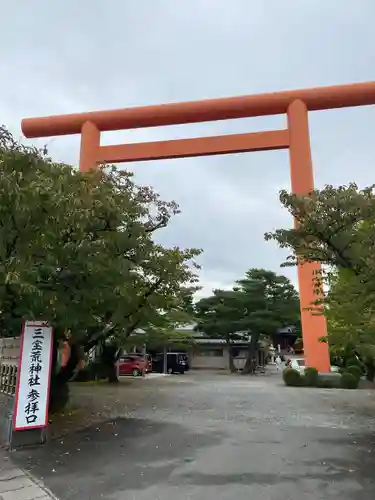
left=287, top=100, right=329, bottom=371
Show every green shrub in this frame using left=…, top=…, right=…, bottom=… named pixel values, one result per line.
left=317, top=376, right=334, bottom=388
left=346, top=365, right=362, bottom=381
left=316, top=375, right=341, bottom=389
left=346, top=358, right=365, bottom=374
left=283, top=368, right=302, bottom=387
left=304, top=367, right=319, bottom=387
left=340, top=372, right=359, bottom=389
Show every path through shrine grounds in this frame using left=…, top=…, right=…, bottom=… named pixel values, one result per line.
left=10, top=371, right=375, bottom=500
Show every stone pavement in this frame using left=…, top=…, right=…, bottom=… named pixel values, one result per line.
left=0, top=449, right=57, bottom=500
left=9, top=372, right=375, bottom=499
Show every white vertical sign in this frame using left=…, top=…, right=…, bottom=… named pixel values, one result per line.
left=14, top=321, right=54, bottom=431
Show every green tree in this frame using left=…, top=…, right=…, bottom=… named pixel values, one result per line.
left=125, top=313, right=195, bottom=353
left=264, top=183, right=375, bottom=274
left=195, top=289, right=248, bottom=372
left=325, top=268, right=375, bottom=359
left=0, top=127, right=201, bottom=407
left=264, top=183, right=375, bottom=363
left=236, top=269, right=300, bottom=332
left=195, top=269, right=300, bottom=373
left=235, top=269, right=300, bottom=372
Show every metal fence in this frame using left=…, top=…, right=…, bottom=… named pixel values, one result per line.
left=0, top=338, right=19, bottom=448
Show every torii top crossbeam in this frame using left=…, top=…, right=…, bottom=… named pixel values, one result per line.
left=22, top=81, right=375, bottom=138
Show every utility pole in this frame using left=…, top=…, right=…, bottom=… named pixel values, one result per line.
left=163, top=346, right=168, bottom=374
left=142, top=344, right=146, bottom=377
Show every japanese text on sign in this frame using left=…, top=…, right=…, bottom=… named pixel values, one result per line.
left=14, top=321, right=53, bottom=430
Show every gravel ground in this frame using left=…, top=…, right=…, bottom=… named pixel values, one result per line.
left=9, top=371, right=375, bottom=500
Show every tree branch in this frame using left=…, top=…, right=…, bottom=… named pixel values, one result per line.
left=144, top=217, right=168, bottom=233
left=292, top=211, right=360, bottom=273
left=83, top=277, right=164, bottom=350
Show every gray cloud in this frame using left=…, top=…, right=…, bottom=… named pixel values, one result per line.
left=2, top=0, right=375, bottom=296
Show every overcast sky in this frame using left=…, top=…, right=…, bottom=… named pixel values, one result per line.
left=2, top=0, right=375, bottom=297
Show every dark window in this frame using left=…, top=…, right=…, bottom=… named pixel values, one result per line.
left=197, top=348, right=224, bottom=357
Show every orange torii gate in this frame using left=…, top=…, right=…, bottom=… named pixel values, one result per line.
left=21, top=81, right=375, bottom=372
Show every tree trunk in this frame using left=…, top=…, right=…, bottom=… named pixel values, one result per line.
left=242, top=336, right=258, bottom=375
left=227, top=343, right=236, bottom=373
left=49, top=341, right=82, bottom=414
left=100, top=344, right=120, bottom=383
left=106, top=362, right=119, bottom=383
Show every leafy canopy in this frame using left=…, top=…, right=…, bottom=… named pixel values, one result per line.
left=195, top=268, right=300, bottom=342
left=264, top=183, right=375, bottom=273
left=265, top=183, right=375, bottom=354
left=0, top=127, right=201, bottom=346
left=325, top=268, right=375, bottom=357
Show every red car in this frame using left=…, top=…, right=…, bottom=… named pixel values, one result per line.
left=118, top=355, right=152, bottom=377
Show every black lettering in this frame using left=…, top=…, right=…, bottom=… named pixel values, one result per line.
left=25, top=414, right=38, bottom=424
left=30, top=339, right=43, bottom=363
left=32, top=328, right=43, bottom=339
left=30, top=352, right=42, bottom=363
left=31, top=339, right=43, bottom=351
left=28, top=374, right=41, bottom=387
left=27, top=389, right=40, bottom=402
left=25, top=401, right=39, bottom=415
left=29, top=363, right=42, bottom=375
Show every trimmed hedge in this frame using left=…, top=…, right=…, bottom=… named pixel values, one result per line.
left=346, top=358, right=365, bottom=374
left=283, top=368, right=302, bottom=386
left=304, top=367, right=319, bottom=387
left=346, top=365, right=362, bottom=381
left=340, top=372, right=359, bottom=389
left=316, top=376, right=338, bottom=389
left=282, top=368, right=360, bottom=390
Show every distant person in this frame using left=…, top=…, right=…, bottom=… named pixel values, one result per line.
left=275, top=355, right=282, bottom=371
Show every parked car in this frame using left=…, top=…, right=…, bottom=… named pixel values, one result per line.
left=176, top=352, right=190, bottom=371
left=287, top=358, right=306, bottom=372
left=286, top=358, right=339, bottom=373
left=136, top=354, right=153, bottom=373
left=118, top=355, right=151, bottom=377
left=152, top=352, right=187, bottom=374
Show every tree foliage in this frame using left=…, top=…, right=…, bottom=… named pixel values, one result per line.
left=235, top=269, right=300, bottom=334
left=265, top=183, right=375, bottom=358
left=264, top=183, right=375, bottom=273
left=0, top=127, right=201, bottom=397
left=325, top=268, right=375, bottom=358
left=0, top=126, right=200, bottom=341
left=195, top=268, right=300, bottom=372
left=195, top=269, right=299, bottom=338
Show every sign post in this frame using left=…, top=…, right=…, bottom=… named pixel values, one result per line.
left=13, top=321, right=54, bottom=431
